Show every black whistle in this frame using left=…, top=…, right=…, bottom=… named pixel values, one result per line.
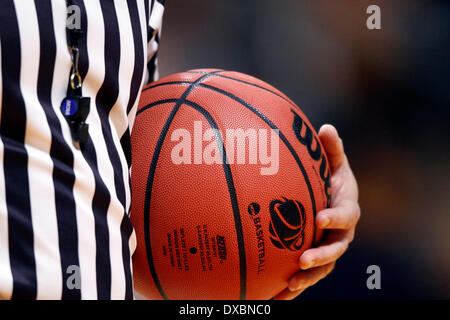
left=61, top=95, right=90, bottom=148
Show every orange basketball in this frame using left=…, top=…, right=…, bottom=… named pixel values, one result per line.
left=131, top=69, right=331, bottom=300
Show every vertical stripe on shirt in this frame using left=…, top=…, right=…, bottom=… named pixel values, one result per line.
left=0, top=39, right=14, bottom=300
left=0, top=0, right=36, bottom=299
left=35, top=0, right=80, bottom=299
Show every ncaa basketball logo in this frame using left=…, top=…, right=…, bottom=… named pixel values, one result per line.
left=268, top=198, right=306, bottom=251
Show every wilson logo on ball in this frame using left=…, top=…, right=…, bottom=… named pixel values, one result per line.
left=269, top=197, right=306, bottom=251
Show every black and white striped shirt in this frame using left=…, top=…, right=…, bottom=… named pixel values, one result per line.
left=0, top=0, right=164, bottom=299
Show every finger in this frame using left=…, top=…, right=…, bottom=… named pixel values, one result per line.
left=318, top=124, right=345, bottom=173
left=273, top=287, right=306, bottom=300
left=316, top=202, right=361, bottom=229
left=299, top=232, right=349, bottom=269
left=288, top=262, right=336, bottom=291
left=319, top=125, right=359, bottom=203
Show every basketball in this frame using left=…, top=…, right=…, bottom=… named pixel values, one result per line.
left=131, top=69, right=331, bottom=300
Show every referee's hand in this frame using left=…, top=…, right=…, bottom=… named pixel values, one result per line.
left=274, top=124, right=361, bottom=300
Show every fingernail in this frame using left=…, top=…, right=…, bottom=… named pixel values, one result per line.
left=319, top=216, right=330, bottom=228
left=288, top=277, right=302, bottom=291
left=301, top=259, right=314, bottom=270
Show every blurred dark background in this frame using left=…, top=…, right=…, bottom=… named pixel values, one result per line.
left=157, top=0, right=449, bottom=299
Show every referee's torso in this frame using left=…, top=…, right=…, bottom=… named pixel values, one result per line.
left=0, top=0, right=164, bottom=299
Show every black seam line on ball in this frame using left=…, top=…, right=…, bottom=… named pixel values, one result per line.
left=136, top=98, right=180, bottom=116
left=187, top=71, right=301, bottom=112
left=141, top=81, right=194, bottom=93
left=136, top=95, right=248, bottom=299
left=210, top=73, right=302, bottom=112
left=196, top=82, right=318, bottom=245
left=140, top=68, right=226, bottom=93
left=143, top=71, right=224, bottom=300
left=181, top=99, right=247, bottom=301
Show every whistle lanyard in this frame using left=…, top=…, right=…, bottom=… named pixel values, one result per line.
left=60, top=0, right=90, bottom=149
